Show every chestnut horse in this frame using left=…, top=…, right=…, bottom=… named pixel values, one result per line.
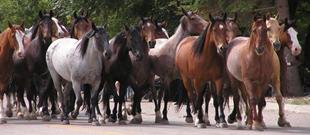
left=175, top=14, right=228, bottom=128
left=149, top=8, right=208, bottom=124
left=226, top=15, right=290, bottom=130
left=0, top=22, right=26, bottom=124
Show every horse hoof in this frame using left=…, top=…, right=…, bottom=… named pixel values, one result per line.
left=62, top=120, right=70, bottom=125
left=253, top=121, right=264, bottom=131
left=42, top=115, right=51, bottom=121
left=119, top=120, right=127, bottom=125
left=159, top=119, right=169, bottom=125
left=92, top=121, right=100, bottom=126
left=17, top=112, right=24, bottom=119
left=219, top=122, right=228, bottom=128
left=6, top=110, right=13, bottom=117
left=51, top=114, right=58, bottom=120
left=227, top=115, right=237, bottom=124
left=0, top=118, right=7, bottom=124
left=197, top=123, right=207, bottom=128
left=130, top=118, right=142, bottom=124
left=71, top=112, right=79, bottom=120
left=108, top=117, right=116, bottom=123
left=185, top=116, right=194, bottom=123
left=236, top=120, right=243, bottom=129
left=205, top=120, right=211, bottom=126
left=247, top=124, right=253, bottom=130
left=278, top=119, right=291, bottom=127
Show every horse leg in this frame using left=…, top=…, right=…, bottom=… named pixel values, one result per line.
left=192, top=80, right=206, bottom=128
left=50, top=87, right=60, bottom=119
left=62, top=82, right=72, bottom=125
left=211, top=82, right=220, bottom=126
left=26, top=87, right=37, bottom=120
left=130, top=87, right=143, bottom=124
left=5, top=92, right=13, bottom=118
left=117, top=82, right=127, bottom=124
left=272, top=76, right=291, bottom=127
left=90, top=83, right=101, bottom=126
left=258, top=97, right=266, bottom=129
left=214, top=79, right=227, bottom=128
left=244, top=81, right=261, bottom=130
left=155, top=85, right=163, bottom=123
left=150, top=85, right=161, bottom=123
left=161, top=83, right=169, bottom=124
left=203, top=83, right=211, bottom=126
left=71, top=81, right=83, bottom=120
left=16, top=83, right=28, bottom=119
left=227, top=78, right=240, bottom=125
left=0, top=89, right=7, bottom=124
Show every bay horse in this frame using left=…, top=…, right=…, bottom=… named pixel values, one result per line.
left=70, top=11, right=92, bottom=39
left=0, top=22, right=25, bottom=124
left=149, top=8, right=208, bottom=124
left=226, top=13, right=241, bottom=42
left=175, top=14, right=228, bottom=128
left=13, top=10, right=59, bottom=121
left=46, top=23, right=111, bottom=125
left=226, top=15, right=290, bottom=130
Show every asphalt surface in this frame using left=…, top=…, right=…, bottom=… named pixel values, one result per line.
left=0, top=100, right=310, bottom=135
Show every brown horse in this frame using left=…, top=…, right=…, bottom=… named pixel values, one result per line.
left=149, top=8, right=208, bottom=124
left=226, top=15, right=290, bottom=130
left=70, top=11, right=92, bottom=39
left=175, top=14, right=228, bottom=128
left=226, top=13, right=241, bottom=42
left=0, top=22, right=25, bottom=124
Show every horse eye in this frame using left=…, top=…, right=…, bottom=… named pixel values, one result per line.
left=267, top=28, right=271, bottom=31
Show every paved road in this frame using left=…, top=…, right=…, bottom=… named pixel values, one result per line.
left=0, top=100, right=310, bottom=135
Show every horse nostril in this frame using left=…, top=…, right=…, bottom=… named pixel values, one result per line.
left=295, top=48, right=298, bottom=51
left=104, top=51, right=111, bottom=59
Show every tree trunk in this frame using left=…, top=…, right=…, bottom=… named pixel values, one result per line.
left=276, top=0, right=303, bottom=96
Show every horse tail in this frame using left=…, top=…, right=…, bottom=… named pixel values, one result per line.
left=175, top=79, right=187, bottom=112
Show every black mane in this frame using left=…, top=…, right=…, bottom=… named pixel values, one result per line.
left=79, top=30, right=94, bottom=58
left=192, top=24, right=209, bottom=56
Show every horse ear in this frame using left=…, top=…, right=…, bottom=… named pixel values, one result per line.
left=233, top=12, right=238, bottom=22
left=223, top=12, right=227, bottom=21
left=263, top=15, right=266, bottom=22
left=209, top=13, right=215, bottom=23
left=91, top=22, right=97, bottom=30
left=266, top=13, right=271, bottom=20
left=73, top=11, right=78, bottom=19
left=39, top=11, right=44, bottom=19
left=160, top=21, right=167, bottom=28
left=20, top=21, right=24, bottom=29
left=181, top=8, right=190, bottom=17
left=49, top=10, right=54, bottom=17
left=140, top=16, right=146, bottom=23
left=8, top=21, right=13, bottom=29
left=85, top=11, right=89, bottom=18
left=124, top=25, right=130, bottom=32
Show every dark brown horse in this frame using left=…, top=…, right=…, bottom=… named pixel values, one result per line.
left=13, top=10, right=59, bottom=121
left=226, top=13, right=241, bottom=42
left=149, top=9, right=208, bottom=124
left=175, top=14, right=228, bottom=128
left=0, top=22, right=25, bottom=124
left=70, top=11, right=92, bottom=39
left=226, top=15, right=290, bottom=130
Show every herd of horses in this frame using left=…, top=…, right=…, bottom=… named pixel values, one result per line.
left=0, top=8, right=302, bottom=131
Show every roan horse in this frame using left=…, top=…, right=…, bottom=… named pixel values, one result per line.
left=149, top=8, right=208, bottom=124
left=175, top=14, right=228, bottom=128
left=12, top=10, right=59, bottom=121
left=226, top=15, right=291, bottom=130
left=46, top=23, right=111, bottom=125
left=0, top=22, right=25, bottom=124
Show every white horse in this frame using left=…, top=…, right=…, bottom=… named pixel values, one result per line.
left=46, top=23, right=111, bottom=125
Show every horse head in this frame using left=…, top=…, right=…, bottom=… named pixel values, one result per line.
left=138, top=17, right=157, bottom=48
left=124, top=25, right=146, bottom=61
left=180, top=8, right=208, bottom=35
left=52, top=17, right=69, bottom=38
left=209, top=13, right=228, bottom=54
left=71, top=11, right=92, bottom=39
left=250, top=14, right=270, bottom=56
left=33, top=10, right=56, bottom=43
left=280, top=18, right=302, bottom=56
left=266, top=15, right=282, bottom=52
left=6, top=22, right=26, bottom=58
left=225, top=13, right=240, bottom=42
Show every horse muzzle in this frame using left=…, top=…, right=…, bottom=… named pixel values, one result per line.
left=273, top=41, right=281, bottom=52
left=255, top=46, right=265, bottom=56
left=103, top=50, right=111, bottom=60
left=148, top=41, right=156, bottom=48
left=217, top=43, right=228, bottom=55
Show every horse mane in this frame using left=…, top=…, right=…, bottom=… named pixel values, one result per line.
left=31, top=23, right=39, bottom=40
left=79, top=30, right=94, bottom=58
left=192, top=24, right=209, bottom=56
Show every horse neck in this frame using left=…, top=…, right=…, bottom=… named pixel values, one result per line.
left=83, top=39, right=103, bottom=64
left=0, top=30, right=14, bottom=63
left=201, top=26, right=219, bottom=66
left=168, top=25, right=187, bottom=46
